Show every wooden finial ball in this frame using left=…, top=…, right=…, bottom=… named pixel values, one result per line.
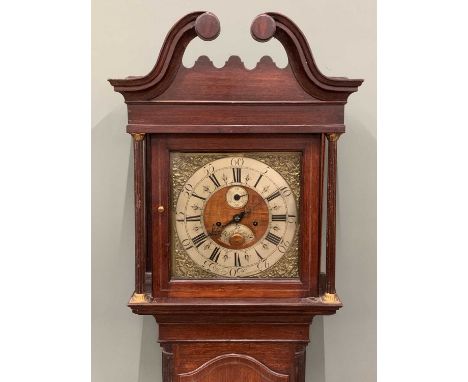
left=195, top=12, right=220, bottom=41
left=251, top=14, right=276, bottom=42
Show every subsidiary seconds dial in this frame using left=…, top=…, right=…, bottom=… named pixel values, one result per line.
left=175, top=156, right=298, bottom=277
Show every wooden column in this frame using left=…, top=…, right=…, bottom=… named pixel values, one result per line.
left=162, top=344, right=174, bottom=382
left=294, top=346, right=306, bottom=382
left=130, top=133, right=147, bottom=303
left=324, top=133, right=341, bottom=303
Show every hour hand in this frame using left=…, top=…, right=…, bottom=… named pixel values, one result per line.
left=210, top=211, right=245, bottom=235
left=209, top=224, right=223, bottom=237
left=223, top=211, right=245, bottom=228
left=232, top=211, right=245, bottom=223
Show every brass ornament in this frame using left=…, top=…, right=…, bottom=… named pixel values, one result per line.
left=326, top=132, right=341, bottom=142
left=170, top=152, right=301, bottom=279
left=322, top=292, right=341, bottom=304
left=129, top=293, right=149, bottom=303
left=131, top=133, right=146, bottom=142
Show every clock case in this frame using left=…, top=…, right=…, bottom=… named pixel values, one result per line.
left=110, top=11, right=362, bottom=382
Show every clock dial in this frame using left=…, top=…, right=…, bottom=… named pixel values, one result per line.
left=225, top=186, right=249, bottom=209
left=174, top=156, right=298, bottom=277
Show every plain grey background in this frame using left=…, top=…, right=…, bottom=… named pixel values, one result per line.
left=92, top=1, right=376, bottom=381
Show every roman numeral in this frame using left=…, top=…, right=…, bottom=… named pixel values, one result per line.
left=208, top=174, right=221, bottom=188
left=192, top=193, right=206, bottom=201
left=192, top=232, right=207, bottom=248
left=272, top=214, right=287, bottom=221
left=265, top=232, right=281, bottom=246
left=232, top=167, right=242, bottom=183
left=266, top=190, right=281, bottom=202
left=186, top=215, right=201, bottom=222
left=234, top=252, right=241, bottom=267
left=254, top=174, right=263, bottom=188
left=209, top=247, right=220, bottom=262
left=254, top=248, right=264, bottom=260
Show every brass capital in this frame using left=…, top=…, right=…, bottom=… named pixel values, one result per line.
left=129, top=292, right=149, bottom=304
left=131, top=133, right=145, bottom=142
left=322, top=292, right=341, bottom=304
left=326, top=133, right=342, bottom=142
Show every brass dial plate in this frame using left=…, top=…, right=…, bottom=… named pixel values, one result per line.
left=170, top=152, right=301, bottom=279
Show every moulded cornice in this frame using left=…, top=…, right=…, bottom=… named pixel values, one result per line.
left=109, top=11, right=363, bottom=102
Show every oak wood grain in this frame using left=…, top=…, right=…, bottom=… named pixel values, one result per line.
left=177, top=354, right=289, bottom=382
left=132, top=133, right=146, bottom=294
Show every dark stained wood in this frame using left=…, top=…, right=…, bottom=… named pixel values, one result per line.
left=173, top=343, right=299, bottom=382
left=158, top=331, right=312, bottom=382
left=145, top=134, right=153, bottom=273
left=159, top=323, right=310, bottom=342
left=151, top=305, right=323, bottom=382
left=156, top=55, right=313, bottom=102
left=162, top=344, right=174, bottom=382
left=110, top=11, right=362, bottom=382
left=129, top=297, right=340, bottom=320
left=294, top=347, right=306, bottom=382
left=318, top=134, right=326, bottom=285
left=251, top=14, right=276, bottom=42
left=109, top=13, right=362, bottom=102
left=325, top=133, right=340, bottom=295
left=151, top=136, right=170, bottom=298
left=127, top=124, right=345, bottom=135
left=178, top=354, right=289, bottom=382
left=194, top=12, right=220, bottom=41
left=127, top=103, right=344, bottom=127
left=132, top=133, right=146, bottom=294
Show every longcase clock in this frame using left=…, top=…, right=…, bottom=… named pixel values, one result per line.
left=110, top=11, right=362, bottom=382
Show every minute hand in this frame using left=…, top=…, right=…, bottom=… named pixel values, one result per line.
left=209, top=211, right=246, bottom=237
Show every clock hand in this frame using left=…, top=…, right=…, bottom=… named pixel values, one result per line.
left=232, top=192, right=248, bottom=201
left=222, top=211, right=246, bottom=227
left=208, top=211, right=246, bottom=237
